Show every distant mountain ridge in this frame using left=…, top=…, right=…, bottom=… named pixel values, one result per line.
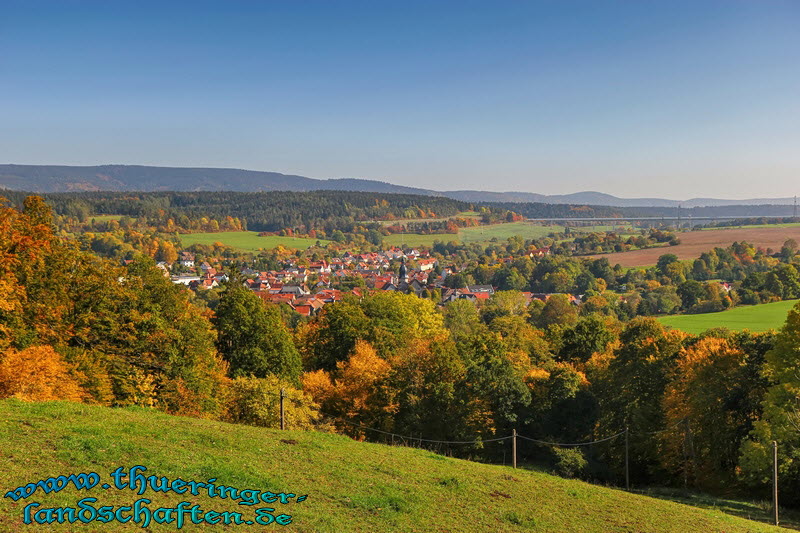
left=0, top=164, right=794, bottom=208
left=442, top=190, right=797, bottom=208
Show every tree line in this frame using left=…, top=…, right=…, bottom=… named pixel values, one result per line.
left=1, top=190, right=475, bottom=234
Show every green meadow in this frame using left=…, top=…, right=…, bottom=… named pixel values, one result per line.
left=381, top=232, right=456, bottom=247
left=378, top=211, right=482, bottom=226
left=383, top=221, right=634, bottom=248
left=180, top=231, right=330, bottom=252
left=181, top=221, right=637, bottom=250
left=0, top=400, right=787, bottom=533
left=89, top=214, right=124, bottom=223
left=658, top=299, right=799, bottom=334
left=700, top=222, right=800, bottom=230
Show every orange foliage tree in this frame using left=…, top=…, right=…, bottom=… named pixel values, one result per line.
left=0, top=346, right=85, bottom=402
left=662, top=334, right=772, bottom=490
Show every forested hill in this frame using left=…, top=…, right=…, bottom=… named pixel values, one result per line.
left=0, top=190, right=479, bottom=233
left=0, top=164, right=434, bottom=196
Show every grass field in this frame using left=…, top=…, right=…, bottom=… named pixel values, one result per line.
left=383, top=222, right=635, bottom=248
left=89, top=214, right=123, bottom=222
left=658, top=299, right=799, bottom=334
left=0, top=400, right=788, bottom=532
left=460, top=222, right=567, bottom=243
left=377, top=211, right=482, bottom=226
left=701, top=222, right=800, bottom=230
left=180, top=231, right=330, bottom=252
left=381, top=233, right=457, bottom=247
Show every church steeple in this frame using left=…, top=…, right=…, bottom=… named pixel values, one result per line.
left=398, top=257, right=407, bottom=282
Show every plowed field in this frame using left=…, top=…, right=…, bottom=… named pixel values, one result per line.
left=589, top=225, right=800, bottom=267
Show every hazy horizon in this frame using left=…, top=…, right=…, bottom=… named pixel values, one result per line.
left=2, top=1, right=798, bottom=199
left=3, top=161, right=799, bottom=203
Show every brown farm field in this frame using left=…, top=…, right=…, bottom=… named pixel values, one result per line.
left=589, top=225, right=800, bottom=267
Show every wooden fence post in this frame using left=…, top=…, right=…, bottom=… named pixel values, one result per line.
left=512, top=429, right=517, bottom=469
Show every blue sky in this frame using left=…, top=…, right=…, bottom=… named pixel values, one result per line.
left=1, top=1, right=798, bottom=198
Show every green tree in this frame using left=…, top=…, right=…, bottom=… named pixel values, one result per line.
left=457, top=331, right=531, bottom=436
left=656, top=254, right=680, bottom=277
left=591, top=317, right=685, bottom=484
left=557, top=314, right=617, bottom=364
left=214, top=280, right=302, bottom=383
left=443, top=299, right=484, bottom=341
left=387, top=337, right=472, bottom=441
left=481, top=290, right=530, bottom=324
left=677, top=280, right=704, bottom=310
left=739, top=302, right=800, bottom=505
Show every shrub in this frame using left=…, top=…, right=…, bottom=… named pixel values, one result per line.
left=550, top=446, right=588, bottom=478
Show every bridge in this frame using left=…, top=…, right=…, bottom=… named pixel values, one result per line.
left=526, top=215, right=786, bottom=223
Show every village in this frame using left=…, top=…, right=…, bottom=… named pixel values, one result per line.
left=165, top=246, right=569, bottom=316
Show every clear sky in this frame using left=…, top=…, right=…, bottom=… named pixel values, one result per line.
left=1, top=1, right=798, bottom=199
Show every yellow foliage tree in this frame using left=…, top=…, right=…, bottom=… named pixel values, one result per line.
left=222, top=375, right=324, bottom=430
left=335, top=340, right=392, bottom=415
left=302, top=340, right=393, bottom=436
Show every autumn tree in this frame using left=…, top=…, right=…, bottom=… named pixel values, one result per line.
left=662, top=334, right=771, bottom=490
left=536, top=294, right=578, bottom=329
left=0, top=345, right=85, bottom=402
left=223, top=375, right=323, bottom=430
left=303, top=340, right=394, bottom=434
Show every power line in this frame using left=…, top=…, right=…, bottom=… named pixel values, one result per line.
left=334, top=418, right=678, bottom=448
left=337, top=418, right=512, bottom=444
left=516, top=431, right=625, bottom=447
left=635, top=418, right=687, bottom=436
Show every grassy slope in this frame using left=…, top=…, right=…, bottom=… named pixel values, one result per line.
left=658, top=299, right=799, bottom=334
left=0, top=401, right=784, bottom=533
left=179, top=231, right=330, bottom=252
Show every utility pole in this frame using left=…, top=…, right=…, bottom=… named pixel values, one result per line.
left=625, top=426, right=630, bottom=491
left=773, top=441, right=779, bottom=526
left=280, top=388, right=286, bottom=430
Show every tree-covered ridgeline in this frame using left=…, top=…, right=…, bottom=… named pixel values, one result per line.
left=1, top=190, right=479, bottom=233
